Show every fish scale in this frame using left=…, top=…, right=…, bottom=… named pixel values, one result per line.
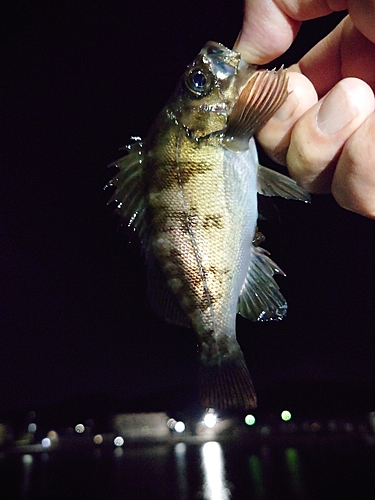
left=148, top=123, right=255, bottom=343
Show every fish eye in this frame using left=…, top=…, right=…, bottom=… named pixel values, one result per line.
left=185, top=67, right=213, bottom=98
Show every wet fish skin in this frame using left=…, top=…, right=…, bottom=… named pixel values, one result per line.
left=108, top=42, right=310, bottom=410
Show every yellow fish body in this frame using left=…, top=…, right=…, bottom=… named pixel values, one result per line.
left=108, top=42, right=310, bottom=410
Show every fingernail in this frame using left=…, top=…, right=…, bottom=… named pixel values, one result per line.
left=317, top=81, right=357, bottom=135
left=272, top=91, right=299, bottom=122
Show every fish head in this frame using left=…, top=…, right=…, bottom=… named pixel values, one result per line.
left=168, top=42, right=255, bottom=140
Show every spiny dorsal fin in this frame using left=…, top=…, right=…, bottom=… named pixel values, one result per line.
left=257, top=165, right=311, bottom=202
left=224, top=68, right=289, bottom=150
left=238, top=246, right=287, bottom=321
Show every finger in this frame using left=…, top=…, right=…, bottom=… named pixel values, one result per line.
left=286, top=78, right=375, bottom=193
left=294, top=18, right=344, bottom=96
left=234, top=0, right=301, bottom=64
left=234, top=0, right=345, bottom=64
left=297, top=16, right=375, bottom=95
left=340, top=17, right=375, bottom=90
left=256, top=71, right=318, bottom=165
left=348, top=0, right=375, bottom=44
left=332, top=112, right=375, bottom=218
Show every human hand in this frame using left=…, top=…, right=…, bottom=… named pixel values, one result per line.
left=235, top=0, right=375, bottom=218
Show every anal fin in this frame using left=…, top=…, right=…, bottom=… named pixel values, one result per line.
left=238, top=246, right=287, bottom=321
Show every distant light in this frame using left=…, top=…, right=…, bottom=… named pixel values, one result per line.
left=369, top=412, right=375, bottom=433
left=75, top=424, right=85, bottom=434
left=327, top=420, right=337, bottom=432
left=0, top=423, right=6, bottom=442
left=47, top=430, right=59, bottom=444
left=174, top=421, right=185, bottom=433
left=41, top=437, right=51, bottom=448
left=344, top=422, right=354, bottom=433
left=302, top=422, right=310, bottom=432
left=245, top=414, right=256, bottom=426
left=114, top=436, right=124, bottom=447
left=28, top=423, right=37, bottom=433
left=281, top=410, right=292, bottom=422
left=310, top=422, right=321, bottom=432
left=22, top=454, right=33, bottom=465
left=167, top=418, right=177, bottom=429
left=93, top=434, right=103, bottom=445
left=203, top=411, right=217, bottom=428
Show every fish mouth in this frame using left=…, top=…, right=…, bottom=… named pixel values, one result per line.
left=200, top=41, right=241, bottom=77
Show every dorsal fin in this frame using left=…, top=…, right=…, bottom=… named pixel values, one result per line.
left=224, top=68, right=289, bottom=151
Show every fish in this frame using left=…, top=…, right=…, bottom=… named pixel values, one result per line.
left=107, top=41, right=310, bottom=411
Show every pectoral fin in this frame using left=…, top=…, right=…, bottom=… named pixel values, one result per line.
left=238, top=246, right=287, bottom=321
left=257, top=165, right=311, bottom=202
left=224, top=68, right=289, bottom=151
left=106, top=140, right=148, bottom=246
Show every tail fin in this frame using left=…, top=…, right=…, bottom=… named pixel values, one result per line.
left=199, top=354, right=257, bottom=410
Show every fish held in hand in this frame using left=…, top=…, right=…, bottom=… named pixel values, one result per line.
left=107, top=42, right=310, bottom=410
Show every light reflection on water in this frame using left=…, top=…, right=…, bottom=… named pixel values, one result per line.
left=174, top=442, right=188, bottom=500
left=10, top=434, right=374, bottom=499
left=248, top=454, right=266, bottom=499
left=201, top=441, right=231, bottom=500
left=285, top=447, right=305, bottom=498
left=22, top=454, right=34, bottom=495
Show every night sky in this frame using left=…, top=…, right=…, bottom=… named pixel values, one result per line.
left=1, top=1, right=374, bottom=421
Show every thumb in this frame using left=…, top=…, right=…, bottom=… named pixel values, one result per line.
left=234, top=0, right=301, bottom=64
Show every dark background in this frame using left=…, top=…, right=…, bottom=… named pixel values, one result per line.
left=1, top=1, right=373, bottom=424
